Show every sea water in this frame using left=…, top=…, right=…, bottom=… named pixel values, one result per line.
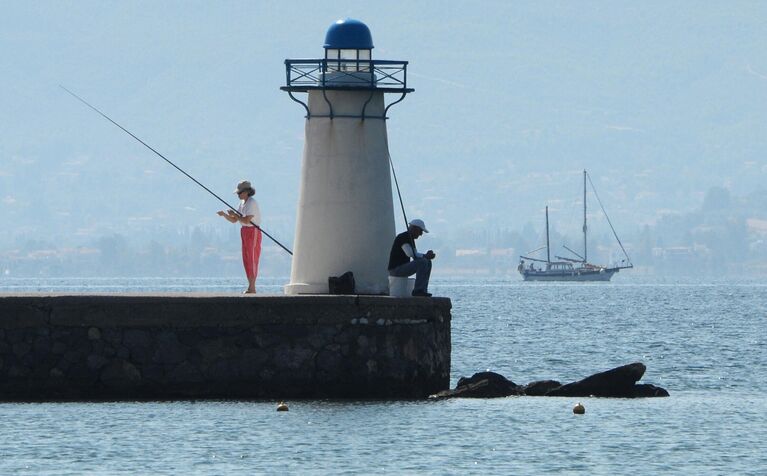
left=0, top=276, right=765, bottom=475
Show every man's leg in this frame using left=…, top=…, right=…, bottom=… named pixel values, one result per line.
left=389, top=260, right=419, bottom=278
left=390, top=259, right=432, bottom=294
left=412, top=258, right=432, bottom=293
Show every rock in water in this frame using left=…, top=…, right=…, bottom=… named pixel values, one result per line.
left=456, top=371, right=515, bottom=389
left=428, top=363, right=669, bottom=400
left=430, top=371, right=523, bottom=399
left=523, top=380, right=562, bottom=396
left=546, top=362, right=649, bottom=397
left=631, top=383, right=670, bottom=397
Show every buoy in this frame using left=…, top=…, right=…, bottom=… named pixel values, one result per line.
left=573, top=402, right=585, bottom=414
left=277, top=401, right=289, bottom=412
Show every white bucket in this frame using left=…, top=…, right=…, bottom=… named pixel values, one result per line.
left=388, top=276, right=415, bottom=297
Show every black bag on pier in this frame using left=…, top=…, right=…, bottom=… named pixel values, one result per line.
left=328, top=271, right=355, bottom=295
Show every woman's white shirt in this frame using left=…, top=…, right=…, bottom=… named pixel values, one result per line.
left=238, top=197, right=261, bottom=227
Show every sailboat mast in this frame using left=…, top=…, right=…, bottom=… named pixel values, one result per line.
left=546, top=206, right=551, bottom=264
left=583, top=170, right=588, bottom=263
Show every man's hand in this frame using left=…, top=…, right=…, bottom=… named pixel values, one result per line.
left=425, top=250, right=436, bottom=260
left=216, top=210, right=226, bottom=216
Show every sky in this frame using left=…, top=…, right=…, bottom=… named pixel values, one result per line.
left=1, top=1, right=766, bottom=261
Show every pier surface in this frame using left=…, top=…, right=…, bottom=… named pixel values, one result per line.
left=0, top=294, right=451, bottom=400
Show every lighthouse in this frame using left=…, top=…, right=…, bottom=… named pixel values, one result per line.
left=282, top=18, right=413, bottom=295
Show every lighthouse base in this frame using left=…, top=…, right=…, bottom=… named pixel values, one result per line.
left=283, top=282, right=389, bottom=295
left=283, top=282, right=331, bottom=295
left=0, top=294, right=451, bottom=400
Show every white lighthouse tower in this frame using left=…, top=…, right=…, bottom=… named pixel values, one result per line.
left=282, top=18, right=413, bottom=295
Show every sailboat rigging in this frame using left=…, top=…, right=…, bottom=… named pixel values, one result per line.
left=518, top=170, right=633, bottom=282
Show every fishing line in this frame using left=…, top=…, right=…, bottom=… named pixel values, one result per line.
left=60, top=86, right=293, bottom=256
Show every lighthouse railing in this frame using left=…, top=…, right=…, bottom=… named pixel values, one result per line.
left=284, top=59, right=409, bottom=91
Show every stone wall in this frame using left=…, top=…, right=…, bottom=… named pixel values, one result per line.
left=0, top=294, right=451, bottom=400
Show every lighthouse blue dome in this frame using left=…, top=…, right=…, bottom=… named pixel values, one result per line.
left=323, top=18, right=374, bottom=49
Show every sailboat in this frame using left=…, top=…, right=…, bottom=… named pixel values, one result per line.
left=518, top=170, right=633, bottom=281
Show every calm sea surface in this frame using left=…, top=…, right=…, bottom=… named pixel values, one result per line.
left=0, top=276, right=765, bottom=475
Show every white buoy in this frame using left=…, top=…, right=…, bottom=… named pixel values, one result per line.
left=282, top=18, right=413, bottom=295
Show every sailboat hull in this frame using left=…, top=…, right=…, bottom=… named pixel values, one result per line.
left=521, top=267, right=619, bottom=282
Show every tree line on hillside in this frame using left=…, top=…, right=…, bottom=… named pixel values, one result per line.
left=3, top=187, right=767, bottom=277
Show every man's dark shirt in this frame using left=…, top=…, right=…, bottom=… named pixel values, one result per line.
left=388, top=231, right=415, bottom=270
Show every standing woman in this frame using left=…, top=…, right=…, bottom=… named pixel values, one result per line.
left=218, top=180, right=262, bottom=294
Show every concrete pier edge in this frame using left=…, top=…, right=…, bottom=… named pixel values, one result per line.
left=0, top=294, right=451, bottom=401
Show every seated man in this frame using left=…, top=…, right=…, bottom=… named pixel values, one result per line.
left=387, top=219, right=436, bottom=297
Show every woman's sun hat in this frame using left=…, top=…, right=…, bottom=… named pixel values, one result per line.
left=235, top=180, right=254, bottom=194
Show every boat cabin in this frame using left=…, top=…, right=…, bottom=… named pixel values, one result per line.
left=546, top=262, right=574, bottom=272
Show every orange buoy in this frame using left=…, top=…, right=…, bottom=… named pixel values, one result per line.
left=573, top=402, right=585, bottom=414
left=277, top=401, right=289, bottom=412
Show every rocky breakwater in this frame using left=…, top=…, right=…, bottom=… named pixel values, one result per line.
left=430, top=362, right=669, bottom=399
left=0, top=294, right=451, bottom=400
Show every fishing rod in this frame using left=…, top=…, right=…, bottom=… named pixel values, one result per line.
left=388, top=154, right=410, bottom=234
left=388, top=154, right=417, bottom=253
left=60, top=86, right=293, bottom=256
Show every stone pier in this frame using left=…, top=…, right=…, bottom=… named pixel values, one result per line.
left=0, top=294, right=451, bottom=400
